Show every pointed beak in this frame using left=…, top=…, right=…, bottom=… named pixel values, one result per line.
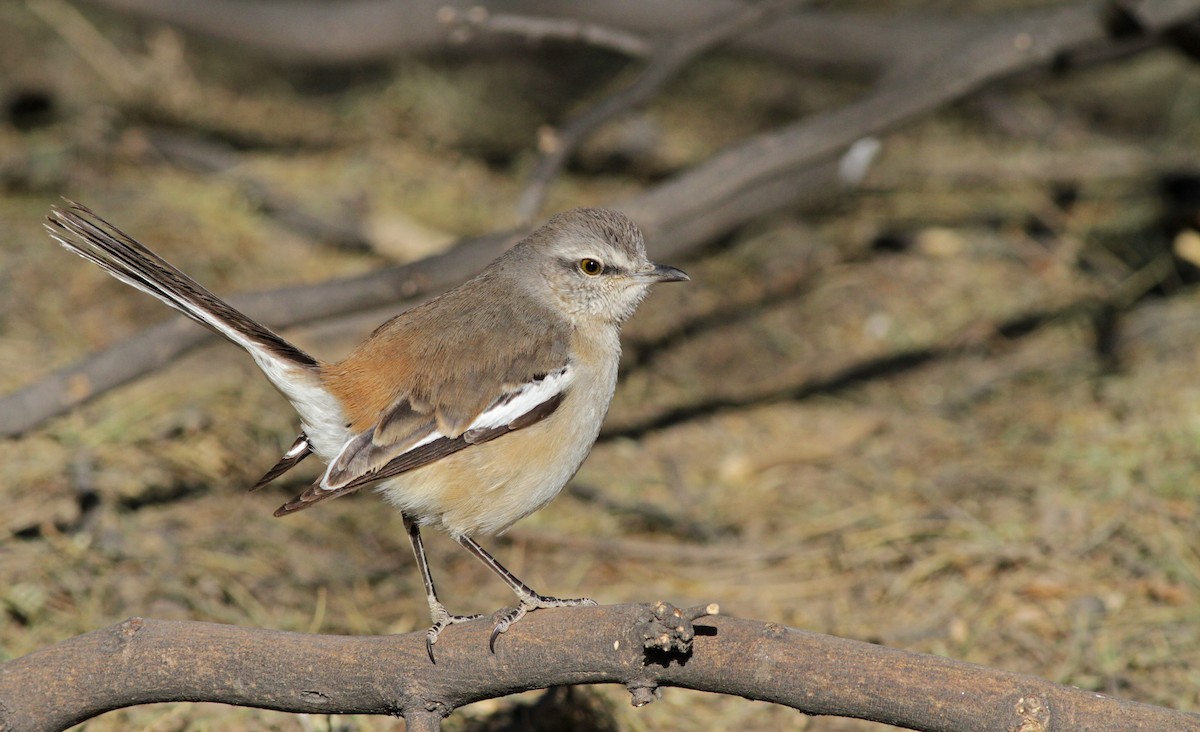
left=636, top=263, right=689, bottom=283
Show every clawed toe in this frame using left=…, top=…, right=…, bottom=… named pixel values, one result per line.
left=549, top=595, right=595, bottom=607
left=487, top=594, right=597, bottom=651
left=525, top=593, right=596, bottom=610
left=488, top=605, right=526, bottom=652
left=425, top=607, right=483, bottom=663
left=422, top=594, right=597, bottom=660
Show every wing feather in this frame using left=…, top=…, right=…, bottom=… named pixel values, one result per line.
left=273, top=369, right=571, bottom=516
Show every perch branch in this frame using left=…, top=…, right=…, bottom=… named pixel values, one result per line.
left=1, top=604, right=1196, bottom=731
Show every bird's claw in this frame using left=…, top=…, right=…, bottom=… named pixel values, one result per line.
left=488, top=605, right=524, bottom=652
left=487, top=594, right=597, bottom=652
left=425, top=605, right=483, bottom=663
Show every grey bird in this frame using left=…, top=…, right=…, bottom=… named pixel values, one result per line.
left=46, top=202, right=688, bottom=659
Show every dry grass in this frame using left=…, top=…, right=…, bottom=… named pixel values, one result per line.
left=3, top=2, right=1200, bottom=730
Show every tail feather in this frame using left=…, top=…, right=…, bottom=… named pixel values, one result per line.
left=46, top=202, right=353, bottom=463
left=250, top=432, right=313, bottom=491
left=46, top=201, right=317, bottom=370
left=51, top=199, right=350, bottom=487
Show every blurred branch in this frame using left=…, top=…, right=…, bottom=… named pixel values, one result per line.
left=0, top=227, right=519, bottom=437
left=438, top=6, right=653, bottom=57
left=26, top=0, right=143, bottom=96
left=75, top=0, right=982, bottom=71
left=621, top=0, right=1200, bottom=242
left=513, top=0, right=810, bottom=222
left=143, top=129, right=374, bottom=252
left=2, top=604, right=1196, bottom=731
left=5, top=0, right=1199, bottom=437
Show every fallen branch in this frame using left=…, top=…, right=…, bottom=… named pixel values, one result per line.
left=6, top=0, right=1198, bottom=437
left=512, top=0, right=811, bottom=221
left=76, top=0, right=983, bottom=71
left=143, top=129, right=374, bottom=252
left=1, top=603, right=1195, bottom=731
left=621, top=0, right=1199, bottom=238
left=438, top=6, right=653, bottom=58
left=0, top=228, right=520, bottom=437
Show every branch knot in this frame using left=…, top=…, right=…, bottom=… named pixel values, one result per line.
left=638, top=601, right=719, bottom=654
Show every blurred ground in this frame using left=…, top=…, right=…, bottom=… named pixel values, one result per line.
left=3, top=1, right=1200, bottom=730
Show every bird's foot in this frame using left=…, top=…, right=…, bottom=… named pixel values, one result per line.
left=425, top=602, right=483, bottom=663
left=489, top=593, right=597, bottom=651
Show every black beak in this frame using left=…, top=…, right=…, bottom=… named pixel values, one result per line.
left=638, top=263, right=689, bottom=283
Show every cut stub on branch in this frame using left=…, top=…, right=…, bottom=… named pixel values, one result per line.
left=627, top=601, right=721, bottom=707
left=640, top=600, right=720, bottom=654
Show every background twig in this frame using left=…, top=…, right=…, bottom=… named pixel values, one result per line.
left=513, top=0, right=810, bottom=221
left=7, top=0, right=1194, bottom=437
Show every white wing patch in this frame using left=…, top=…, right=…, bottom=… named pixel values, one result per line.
left=317, top=365, right=573, bottom=491
left=467, top=365, right=572, bottom=432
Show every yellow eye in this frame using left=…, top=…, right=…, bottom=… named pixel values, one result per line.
left=579, top=258, right=603, bottom=276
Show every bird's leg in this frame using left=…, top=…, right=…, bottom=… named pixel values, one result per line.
left=404, top=516, right=481, bottom=662
left=455, top=534, right=597, bottom=651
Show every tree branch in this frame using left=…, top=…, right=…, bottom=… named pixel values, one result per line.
left=438, top=7, right=653, bottom=58
left=0, top=228, right=519, bottom=438
left=513, top=0, right=811, bottom=221
left=75, top=0, right=983, bottom=71
left=1, top=604, right=1195, bottom=731
left=6, top=0, right=1198, bottom=437
left=622, top=0, right=1199, bottom=238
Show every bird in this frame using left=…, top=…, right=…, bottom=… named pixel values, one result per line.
left=45, top=201, right=688, bottom=659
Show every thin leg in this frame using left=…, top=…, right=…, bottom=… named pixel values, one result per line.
left=403, top=516, right=481, bottom=662
left=455, top=535, right=596, bottom=650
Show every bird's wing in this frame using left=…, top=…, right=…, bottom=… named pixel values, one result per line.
left=272, top=272, right=575, bottom=517
left=272, top=364, right=572, bottom=516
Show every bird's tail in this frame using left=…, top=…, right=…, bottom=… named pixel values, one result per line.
left=47, top=201, right=354, bottom=488
left=46, top=201, right=319, bottom=376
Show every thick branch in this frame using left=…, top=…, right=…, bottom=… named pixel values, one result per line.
left=1, top=605, right=1195, bottom=731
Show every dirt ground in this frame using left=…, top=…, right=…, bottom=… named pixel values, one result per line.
left=4, top=2, right=1200, bottom=730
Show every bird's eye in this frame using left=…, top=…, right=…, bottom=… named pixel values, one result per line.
left=579, top=258, right=603, bottom=276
